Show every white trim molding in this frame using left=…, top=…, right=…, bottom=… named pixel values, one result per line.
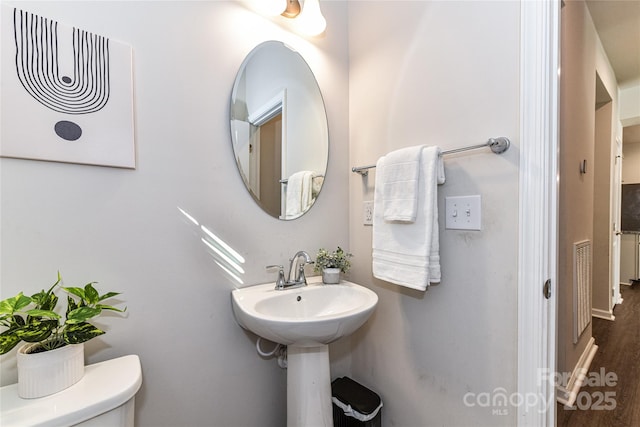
left=556, top=337, right=599, bottom=407
left=517, top=0, right=560, bottom=426
left=248, top=90, right=286, bottom=126
left=592, top=308, right=615, bottom=321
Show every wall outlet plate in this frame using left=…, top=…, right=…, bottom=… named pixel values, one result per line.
left=445, top=195, right=481, bottom=230
left=363, top=201, right=373, bottom=226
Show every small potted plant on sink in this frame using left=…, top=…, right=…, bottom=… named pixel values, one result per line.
left=0, top=272, right=125, bottom=398
left=314, top=247, right=353, bottom=284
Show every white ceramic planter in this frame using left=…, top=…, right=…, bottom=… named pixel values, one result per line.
left=322, top=268, right=341, bottom=284
left=17, top=342, right=85, bottom=399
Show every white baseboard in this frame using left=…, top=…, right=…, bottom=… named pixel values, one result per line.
left=592, top=308, right=615, bottom=321
left=556, top=337, right=598, bottom=407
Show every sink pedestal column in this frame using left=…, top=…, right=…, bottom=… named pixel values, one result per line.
left=287, top=345, right=333, bottom=427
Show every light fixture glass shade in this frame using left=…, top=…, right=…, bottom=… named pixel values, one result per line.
left=295, top=0, right=326, bottom=36
left=252, top=0, right=288, bottom=17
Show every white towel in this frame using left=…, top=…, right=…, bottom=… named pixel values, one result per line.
left=311, top=175, right=324, bottom=199
left=285, top=171, right=314, bottom=219
left=372, top=146, right=445, bottom=291
left=381, top=145, right=423, bottom=222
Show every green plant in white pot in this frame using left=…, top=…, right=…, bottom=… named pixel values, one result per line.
left=0, top=272, right=125, bottom=398
left=314, top=247, right=353, bottom=284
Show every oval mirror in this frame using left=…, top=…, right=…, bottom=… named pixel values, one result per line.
left=230, top=41, right=328, bottom=220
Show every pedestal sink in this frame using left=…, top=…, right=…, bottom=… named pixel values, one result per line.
left=231, top=276, right=378, bottom=427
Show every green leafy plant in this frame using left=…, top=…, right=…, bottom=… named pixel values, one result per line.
left=314, top=247, right=353, bottom=274
left=0, top=272, right=125, bottom=355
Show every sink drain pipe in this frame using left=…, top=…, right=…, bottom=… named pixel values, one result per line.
left=256, top=337, right=287, bottom=369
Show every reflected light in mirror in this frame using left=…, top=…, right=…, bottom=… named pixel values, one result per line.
left=177, top=207, right=199, bottom=226
left=213, top=260, right=244, bottom=286
left=201, top=225, right=246, bottom=281
left=201, top=238, right=245, bottom=275
left=201, top=225, right=246, bottom=264
left=177, top=207, right=246, bottom=286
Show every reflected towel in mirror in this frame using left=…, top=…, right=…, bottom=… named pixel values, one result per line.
left=285, top=171, right=314, bottom=219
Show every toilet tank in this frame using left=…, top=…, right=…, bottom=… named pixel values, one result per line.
left=1, top=355, right=142, bottom=427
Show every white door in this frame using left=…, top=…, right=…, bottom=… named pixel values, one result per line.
left=612, top=136, right=623, bottom=304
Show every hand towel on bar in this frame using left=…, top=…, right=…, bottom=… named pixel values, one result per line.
left=381, top=145, right=424, bottom=222
left=372, top=146, right=445, bottom=291
left=286, top=170, right=314, bottom=219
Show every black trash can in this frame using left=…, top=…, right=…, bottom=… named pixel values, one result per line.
left=331, top=377, right=382, bottom=427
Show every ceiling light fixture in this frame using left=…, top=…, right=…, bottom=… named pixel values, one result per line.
left=281, top=0, right=301, bottom=18
left=280, top=0, right=326, bottom=37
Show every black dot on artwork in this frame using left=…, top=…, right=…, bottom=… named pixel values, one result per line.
left=54, top=121, right=82, bottom=141
left=62, top=76, right=72, bottom=84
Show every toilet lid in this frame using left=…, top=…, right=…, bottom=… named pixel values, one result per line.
left=0, top=355, right=142, bottom=427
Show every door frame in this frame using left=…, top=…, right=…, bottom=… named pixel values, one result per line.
left=517, top=1, right=560, bottom=425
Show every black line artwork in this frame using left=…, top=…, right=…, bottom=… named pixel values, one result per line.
left=13, top=8, right=110, bottom=141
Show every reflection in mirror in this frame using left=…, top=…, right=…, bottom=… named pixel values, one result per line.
left=230, top=41, right=328, bottom=220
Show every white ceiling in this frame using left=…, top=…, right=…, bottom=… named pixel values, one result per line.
left=586, top=0, right=640, bottom=87
left=585, top=0, right=640, bottom=143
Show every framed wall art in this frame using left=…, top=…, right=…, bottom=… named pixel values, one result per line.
left=1, top=6, right=135, bottom=168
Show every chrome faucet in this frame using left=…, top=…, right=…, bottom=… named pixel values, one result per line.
left=287, top=250, right=313, bottom=287
left=267, top=251, right=314, bottom=290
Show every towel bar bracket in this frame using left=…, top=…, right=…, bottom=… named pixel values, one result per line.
left=351, top=164, right=376, bottom=176
left=351, top=136, right=511, bottom=176
left=488, top=137, right=510, bottom=154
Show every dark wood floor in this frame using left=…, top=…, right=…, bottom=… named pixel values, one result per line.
left=557, top=284, right=640, bottom=426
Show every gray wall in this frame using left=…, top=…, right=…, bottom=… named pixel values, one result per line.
left=3, top=1, right=589, bottom=426
left=0, top=1, right=349, bottom=426
left=621, top=141, right=640, bottom=283
left=558, top=0, right=619, bottom=377
left=558, top=0, right=596, bottom=379
left=345, top=2, right=521, bottom=425
left=623, top=142, right=640, bottom=183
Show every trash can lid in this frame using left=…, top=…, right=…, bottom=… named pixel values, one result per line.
left=331, top=377, right=381, bottom=416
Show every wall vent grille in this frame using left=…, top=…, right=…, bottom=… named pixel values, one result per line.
left=573, top=240, right=592, bottom=343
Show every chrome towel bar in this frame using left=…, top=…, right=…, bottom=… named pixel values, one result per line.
left=351, top=137, right=510, bottom=176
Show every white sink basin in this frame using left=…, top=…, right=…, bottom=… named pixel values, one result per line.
left=231, top=277, right=378, bottom=347
left=232, top=276, right=378, bottom=426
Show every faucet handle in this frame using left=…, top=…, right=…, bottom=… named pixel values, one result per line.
left=296, top=263, right=305, bottom=283
left=266, top=265, right=286, bottom=290
left=296, top=258, right=315, bottom=286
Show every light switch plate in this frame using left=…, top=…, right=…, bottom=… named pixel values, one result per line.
left=445, top=195, right=481, bottom=230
